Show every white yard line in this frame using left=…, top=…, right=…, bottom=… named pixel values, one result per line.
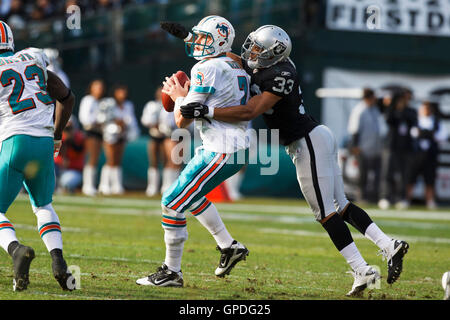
left=53, top=203, right=450, bottom=232
left=17, top=194, right=450, bottom=221
left=34, top=252, right=161, bottom=264
left=14, top=195, right=450, bottom=245
left=259, top=228, right=450, bottom=244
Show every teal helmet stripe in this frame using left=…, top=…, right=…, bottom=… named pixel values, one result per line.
left=198, top=15, right=218, bottom=26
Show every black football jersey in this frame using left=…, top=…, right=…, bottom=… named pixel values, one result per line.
left=244, top=59, right=318, bottom=145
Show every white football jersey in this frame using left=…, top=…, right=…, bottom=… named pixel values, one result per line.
left=179, top=56, right=251, bottom=153
left=0, top=47, right=54, bottom=142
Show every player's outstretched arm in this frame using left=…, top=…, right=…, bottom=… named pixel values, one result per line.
left=182, top=92, right=281, bottom=122
left=47, top=70, right=75, bottom=141
left=160, top=21, right=193, bottom=42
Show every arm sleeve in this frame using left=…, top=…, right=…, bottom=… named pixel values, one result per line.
left=188, top=63, right=219, bottom=95
left=174, top=63, right=219, bottom=112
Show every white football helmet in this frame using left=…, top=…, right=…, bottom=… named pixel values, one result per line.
left=241, top=25, right=292, bottom=69
left=185, top=15, right=235, bottom=60
left=0, top=21, right=14, bottom=52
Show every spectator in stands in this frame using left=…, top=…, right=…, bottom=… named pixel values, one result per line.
left=378, top=90, right=418, bottom=210
left=3, top=0, right=26, bottom=30
left=406, top=101, right=448, bottom=209
left=348, top=88, right=386, bottom=204
left=141, top=87, right=180, bottom=196
left=79, top=79, right=106, bottom=196
left=30, top=0, right=56, bottom=20
left=55, top=116, right=85, bottom=193
left=98, top=84, right=139, bottom=195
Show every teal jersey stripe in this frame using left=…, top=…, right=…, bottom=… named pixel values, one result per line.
left=0, top=226, right=14, bottom=231
left=190, top=86, right=216, bottom=94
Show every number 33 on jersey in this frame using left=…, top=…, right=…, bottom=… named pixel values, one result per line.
left=0, top=48, right=55, bottom=143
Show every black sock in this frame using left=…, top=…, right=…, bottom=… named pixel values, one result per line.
left=7, top=241, right=20, bottom=256
left=321, top=214, right=354, bottom=251
left=342, top=203, right=373, bottom=234
left=50, top=248, right=63, bottom=260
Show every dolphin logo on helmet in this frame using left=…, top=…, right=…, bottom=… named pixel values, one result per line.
left=185, top=16, right=235, bottom=60
left=216, top=23, right=229, bottom=40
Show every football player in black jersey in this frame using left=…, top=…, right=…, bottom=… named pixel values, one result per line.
left=161, top=21, right=409, bottom=296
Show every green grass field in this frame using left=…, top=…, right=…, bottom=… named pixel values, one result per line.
left=0, top=193, right=448, bottom=300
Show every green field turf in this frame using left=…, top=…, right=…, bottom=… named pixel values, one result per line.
left=0, top=193, right=448, bottom=300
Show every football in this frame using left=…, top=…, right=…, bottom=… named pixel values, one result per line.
left=161, top=70, right=190, bottom=112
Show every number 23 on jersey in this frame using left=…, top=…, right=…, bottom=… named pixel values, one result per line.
left=1, top=64, right=53, bottom=114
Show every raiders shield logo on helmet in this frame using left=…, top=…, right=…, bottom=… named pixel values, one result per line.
left=274, top=41, right=287, bottom=55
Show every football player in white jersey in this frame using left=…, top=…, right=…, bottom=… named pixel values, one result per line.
left=164, top=22, right=410, bottom=296
left=136, top=16, right=251, bottom=287
left=0, top=21, right=76, bottom=291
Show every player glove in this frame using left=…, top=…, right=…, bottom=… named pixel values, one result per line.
left=180, top=102, right=212, bottom=123
left=160, top=21, right=192, bottom=41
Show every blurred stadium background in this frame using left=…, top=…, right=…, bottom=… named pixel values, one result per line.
left=4, top=0, right=450, bottom=201
left=1, top=0, right=450, bottom=301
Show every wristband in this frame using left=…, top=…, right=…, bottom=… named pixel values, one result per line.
left=206, top=107, right=214, bottom=119
left=174, top=97, right=185, bottom=112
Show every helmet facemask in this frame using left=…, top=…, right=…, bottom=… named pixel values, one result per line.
left=185, top=28, right=215, bottom=59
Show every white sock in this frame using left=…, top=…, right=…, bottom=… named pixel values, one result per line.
left=110, top=166, right=124, bottom=194
left=340, top=242, right=368, bottom=271
left=0, top=213, right=18, bottom=253
left=164, top=240, right=184, bottom=273
left=226, top=171, right=244, bottom=200
left=161, top=168, right=178, bottom=194
left=147, top=167, right=159, bottom=195
left=98, top=165, right=111, bottom=193
left=190, top=199, right=234, bottom=249
left=33, top=204, right=63, bottom=252
left=162, top=206, right=188, bottom=272
left=82, top=165, right=97, bottom=191
left=365, top=222, right=392, bottom=250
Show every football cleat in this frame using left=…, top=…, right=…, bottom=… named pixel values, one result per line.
left=378, top=239, right=409, bottom=284
left=51, top=250, right=76, bottom=291
left=136, top=264, right=183, bottom=287
left=215, top=240, right=249, bottom=277
left=346, top=265, right=381, bottom=297
left=12, top=245, right=35, bottom=291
